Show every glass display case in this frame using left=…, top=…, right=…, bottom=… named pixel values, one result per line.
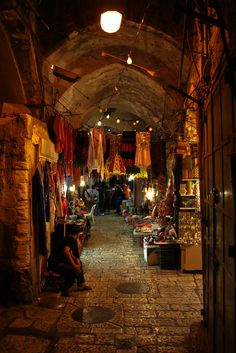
left=177, top=179, right=202, bottom=271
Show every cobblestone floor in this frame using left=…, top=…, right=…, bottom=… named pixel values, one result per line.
left=0, top=214, right=206, bottom=353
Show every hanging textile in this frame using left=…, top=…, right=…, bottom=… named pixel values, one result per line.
left=53, top=114, right=65, bottom=153
left=92, top=127, right=106, bottom=159
left=109, top=133, right=122, bottom=155
left=104, top=153, right=126, bottom=179
left=87, top=128, right=106, bottom=177
left=32, top=168, right=47, bottom=256
left=135, top=131, right=151, bottom=167
left=87, top=130, right=97, bottom=175
left=97, top=132, right=104, bottom=180
left=121, top=131, right=136, bottom=167
left=134, top=166, right=148, bottom=179
left=74, top=131, right=89, bottom=167
left=104, top=133, right=126, bottom=178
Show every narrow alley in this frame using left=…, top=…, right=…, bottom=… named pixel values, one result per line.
left=0, top=214, right=204, bottom=353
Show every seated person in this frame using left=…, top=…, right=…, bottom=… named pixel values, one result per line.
left=48, top=226, right=92, bottom=297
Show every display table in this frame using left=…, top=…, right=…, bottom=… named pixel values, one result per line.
left=133, top=229, right=152, bottom=247
left=180, top=244, right=202, bottom=271
left=143, top=242, right=180, bottom=269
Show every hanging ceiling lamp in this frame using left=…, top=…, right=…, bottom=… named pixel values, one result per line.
left=100, top=0, right=125, bottom=33
left=127, top=53, right=132, bottom=65
left=100, top=11, right=122, bottom=33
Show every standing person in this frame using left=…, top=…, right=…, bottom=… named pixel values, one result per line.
left=92, top=184, right=100, bottom=215
left=113, top=184, right=124, bottom=214
left=61, top=193, right=68, bottom=218
left=98, top=181, right=106, bottom=215
left=104, top=181, right=111, bottom=213
left=48, top=226, right=92, bottom=297
left=123, top=183, right=131, bottom=199
left=84, top=185, right=94, bottom=209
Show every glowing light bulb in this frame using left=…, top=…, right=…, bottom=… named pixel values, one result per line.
left=128, top=174, right=135, bottom=181
left=127, top=54, right=132, bottom=65
left=69, top=184, right=75, bottom=192
left=100, top=11, right=122, bottom=33
left=80, top=176, right=85, bottom=187
left=116, top=118, right=120, bottom=123
left=133, top=122, right=136, bottom=126
left=149, top=127, right=153, bottom=132
left=136, top=120, right=139, bottom=124
left=106, top=114, right=110, bottom=119
left=98, top=120, right=102, bottom=126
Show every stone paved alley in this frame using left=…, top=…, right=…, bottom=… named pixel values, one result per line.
left=0, top=214, right=205, bottom=353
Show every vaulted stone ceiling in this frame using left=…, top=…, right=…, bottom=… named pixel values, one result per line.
left=38, top=0, right=194, bottom=135
left=41, top=1, right=196, bottom=136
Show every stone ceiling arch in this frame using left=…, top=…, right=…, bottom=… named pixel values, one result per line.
left=43, top=19, right=192, bottom=136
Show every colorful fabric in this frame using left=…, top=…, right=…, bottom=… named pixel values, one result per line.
left=135, top=132, right=151, bottom=167
left=134, top=166, right=148, bottom=179
left=92, top=127, right=106, bottom=159
left=104, top=153, right=126, bottom=178
left=53, top=114, right=65, bottom=153
left=97, top=132, right=104, bottom=180
left=87, top=130, right=97, bottom=175
left=110, top=133, right=122, bottom=155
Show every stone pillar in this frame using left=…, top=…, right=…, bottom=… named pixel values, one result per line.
left=0, top=115, right=36, bottom=304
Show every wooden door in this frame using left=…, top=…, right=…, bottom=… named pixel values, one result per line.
left=201, top=67, right=236, bottom=353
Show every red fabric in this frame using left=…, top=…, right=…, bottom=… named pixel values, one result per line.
left=53, top=115, right=65, bottom=153
left=61, top=196, right=68, bottom=217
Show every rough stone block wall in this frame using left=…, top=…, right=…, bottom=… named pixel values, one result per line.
left=0, top=115, right=36, bottom=304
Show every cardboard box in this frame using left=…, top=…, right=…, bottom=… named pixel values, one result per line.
left=181, top=244, right=202, bottom=271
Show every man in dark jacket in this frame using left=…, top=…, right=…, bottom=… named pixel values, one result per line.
left=48, top=226, right=91, bottom=296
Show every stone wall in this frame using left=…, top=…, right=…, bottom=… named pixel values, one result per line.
left=0, top=114, right=52, bottom=304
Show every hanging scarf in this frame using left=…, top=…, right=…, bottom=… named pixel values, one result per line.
left=97, top=133, right=104, bottom=180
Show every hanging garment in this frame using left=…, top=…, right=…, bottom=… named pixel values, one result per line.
left=121, top=131, right=136, bottom=167
left=87, top=130, right=97, bottom=175
left=135, top=131, right=151, bottom=167
left=43, top=160, right=51, bottom=222
left=74, top=131, right=89, bottom=167
left=110, top=133, right=122, bottom=155
left=97, top=132, right=104, bottom=180
left=53, top=114, right=65, bottom=153
left=91, top=127, right=106, bottom=165
left=55, top=176, right=64, bottom=218
left=104, top=153, right=126, bottom=178
left=32, top=168, right=47, bottom=256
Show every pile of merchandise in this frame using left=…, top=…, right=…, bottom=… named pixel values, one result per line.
left=143, top=223, right=177, bottom=246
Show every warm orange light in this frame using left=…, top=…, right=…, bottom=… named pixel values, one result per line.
left=127, top=54, right=132, bottom=65
left=100, top=11, right=122, bottom=33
